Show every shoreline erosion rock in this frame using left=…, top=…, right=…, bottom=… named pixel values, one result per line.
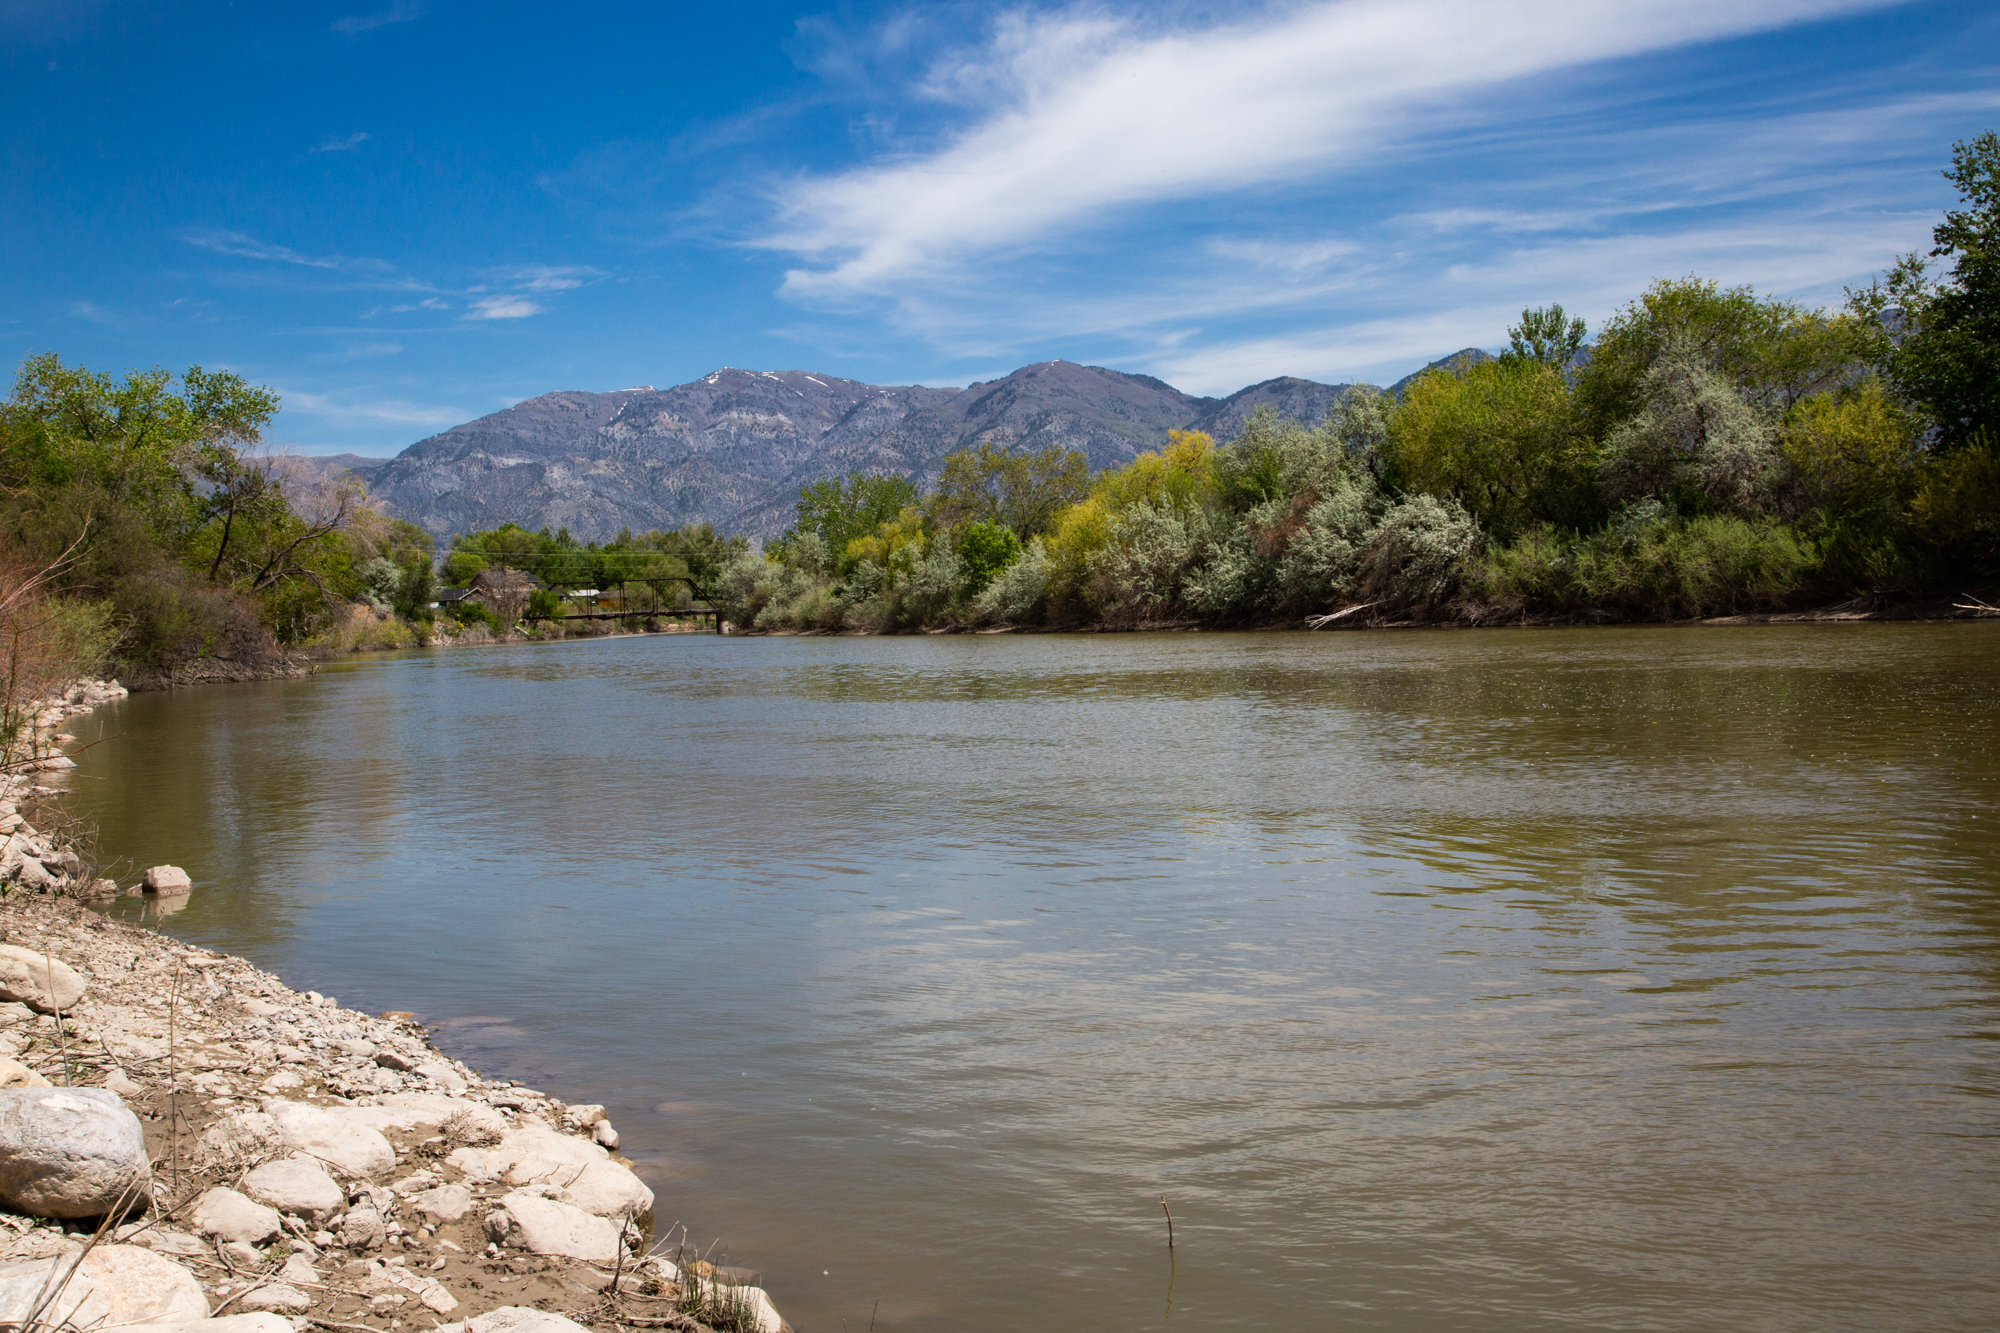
left=0, top=679, right=791, bottom=1333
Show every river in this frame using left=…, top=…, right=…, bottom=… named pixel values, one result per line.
left=66, top=625, right=2000, bottom=1331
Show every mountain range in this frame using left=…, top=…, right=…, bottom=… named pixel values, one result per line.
left=329, top=353, right=1484, bottom=543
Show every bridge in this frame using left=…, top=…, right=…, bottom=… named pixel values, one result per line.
left=522, top=574, right=724, bottom=633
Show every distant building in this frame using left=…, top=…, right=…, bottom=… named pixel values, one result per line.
left=468, top=567, right=539, bottom=624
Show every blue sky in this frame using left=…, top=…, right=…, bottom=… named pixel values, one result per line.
left=3, top=0, right=1995, bottom=456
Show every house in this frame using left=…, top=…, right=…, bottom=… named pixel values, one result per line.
left=468, top=567, right=539, bottom=624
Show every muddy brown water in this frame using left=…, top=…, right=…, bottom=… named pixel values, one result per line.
left=64, top=625, right=2000, bottom=1331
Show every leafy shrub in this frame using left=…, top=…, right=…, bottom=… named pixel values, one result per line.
left=957, top=521, right=1022, bottom=596
left=1467, top=506, right=1821, bottom=619
left=111, top=565, right=275, bottom=668
left=1357, top=495, right=1483, bottom=611
left=314, top=604, right=420, bottom=653
left=1599, top=338, right=1784, bottom=515
left=1909, top=433, right=2000, bottom=575
left=973, top=539, right=1052, bottom=623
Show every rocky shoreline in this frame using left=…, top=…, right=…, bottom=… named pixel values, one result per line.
left=0, top=683, right=789, bottom=1333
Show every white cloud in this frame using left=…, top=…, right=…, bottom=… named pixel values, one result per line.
left=760, top=0, right=1900, bottom=300
left=183, top=231, right=595, bottom=320
left=67, top=301, right=122, bottom=328
left=464, top=295, right=545, bottom=320
left=332, top=2, right=422, bottom=36
left=183, top=230, right=409, bottom=283
left=276, top=388, right=465, bottom=428
left=493, top=264, right=605, bottom=292
left=313, top=132, right=371, bottom=153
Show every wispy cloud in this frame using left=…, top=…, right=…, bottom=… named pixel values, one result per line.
left=759, top=0, right=1901, bottom=301
left=277, top=387, right=464, bottom=428
left=313, top=132, right=371, bottom=153
left=182, top=231, right=596, bottom=323
left=331, top=2, right=422, bottom=37
left=68, top=300, right=123, bottom=328
left=464, top=295, right=544, bottom=320
left=491, top=264, right=605, bottom=292
left=182, top=229, right=404, bottom=280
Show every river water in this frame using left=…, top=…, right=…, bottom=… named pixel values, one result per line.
left=65, top=626, right=2000, bottom=1331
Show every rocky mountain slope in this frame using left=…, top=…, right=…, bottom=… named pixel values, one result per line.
left=341, top=360, right=1376, bottom=543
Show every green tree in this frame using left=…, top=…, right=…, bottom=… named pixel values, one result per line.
left=926, top=443, right=1089, bottom=539
left=1504, top=304, right=1587, bottom=368
left=1861, top=130, right=2000, bottom=448
left=956, top=521, right=1023, bottom=595
left=1386, top=356, right=1591, bottom=538
left=0, top=355, right=370, bottom=661
left=1577, top=279, right=1876, bottom=434
left=792, top=472, right=918, bottom=557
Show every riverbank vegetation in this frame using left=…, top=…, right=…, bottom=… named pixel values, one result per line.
left=714, top=133, right=2000, bottom=632
left=0, top=354, right=439, bottom=694
left=1, top=133, right=1992, bottom=680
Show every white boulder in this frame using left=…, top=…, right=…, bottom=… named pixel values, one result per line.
left=188, top=1186, right=283, bottom=1245
left=483, top=1190, right=623, bottom=1264
left=0, top=1256, right=112, bottom=1329
left=551, top=1159, right=653, bottom=1219
left=142, top=865, right=193, bottom=894
left=241, top=1155, right=343, bottom=1221
left=453, top=1122, right=651, bottom=1217
left=0, top=1086, right=150, bottom=1217
left=406, top=1182, right=475, bottom=1221
left=448, top=1308, right=593, bottom=1333
left=337, top=1092, right=507, bottom=1141
left=0, top=945, right=85, bottom=1013
left=119, top=1315, right=294, bottom=1333
left=414, top=1060, right=467, bottom=1091
left=0, top=1058, right=49, bottom=1088
left=650, top=1261, right=786, bottom=1333
left=237, top=1282, right=314, bottom=1314
left=202, top=1109, right=286, bottom=1160
left=340, top=1202, right=386, bottom=1251
left=79, top=1243, right=210, bottom=1324
left=262, top=1098, right=396, bottom=1178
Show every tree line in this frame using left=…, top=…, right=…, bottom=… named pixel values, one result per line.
left=1, top=132, right=1991, bottom=685
left=715, top=133, right=1999, bottom=632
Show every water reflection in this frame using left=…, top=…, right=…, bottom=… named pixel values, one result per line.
left=70, top=624, right=2000, bottom=1332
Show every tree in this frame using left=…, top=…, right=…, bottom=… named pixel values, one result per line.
left=1577, top=279, right=1876, bottom=434
left=643, top=524, right=744, bottom=600
left=1504, top=304, right=1587, bottom=368
left=792, top=472, right=918, bottom=558
left=1598, top=340, right=1782, bottom=517
left=926, top=443, right=1089, bottom=539
left=1386, top=356, right=1591, bottom=538
left=1865, top=130, right=2000, bottom=449
left=956, top=521, right=1022, bottom=595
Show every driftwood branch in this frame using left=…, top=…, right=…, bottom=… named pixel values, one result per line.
left=1953, top=595, right=1998, bottom=615
left=1305, top=602, right=1379, bottom=629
